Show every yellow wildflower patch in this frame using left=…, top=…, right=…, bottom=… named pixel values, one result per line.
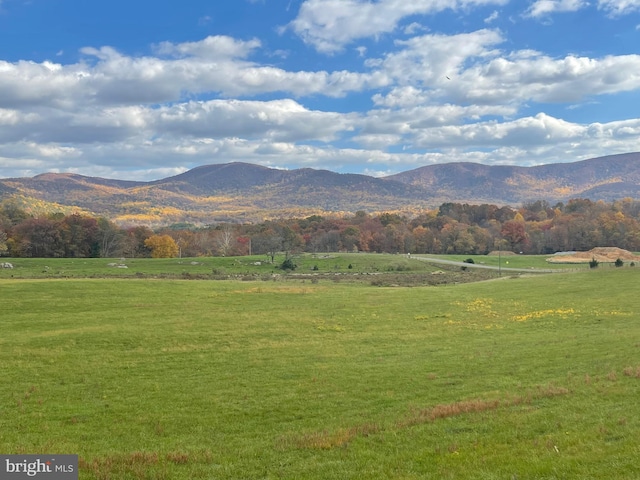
left=458, top=298, right=498, bottom=318
left=512, top=308, right=577, bottom=322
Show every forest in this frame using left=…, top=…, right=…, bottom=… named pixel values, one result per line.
left=2, top=197, right=640, bottom=258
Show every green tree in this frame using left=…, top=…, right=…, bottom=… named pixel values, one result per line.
left=280, top=258, right=296, bottom=270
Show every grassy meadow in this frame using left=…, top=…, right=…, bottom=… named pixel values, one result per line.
left=0, top=253, right=430, bottom=279
left=0, top=252, right=582, bottom=281
left=1, top=257, right=640, bottom=479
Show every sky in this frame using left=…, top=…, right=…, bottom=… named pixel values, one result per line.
left=1, top=0, right=640, bottom=181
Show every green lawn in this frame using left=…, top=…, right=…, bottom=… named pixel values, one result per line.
left=1, top=268, right=639, bottom=478
left=0, top=253, right=441, bottom=279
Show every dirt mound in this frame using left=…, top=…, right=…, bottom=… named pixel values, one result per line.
left=546, top=247, right=640, bottom=263
left=487, top=250, right=517, bottom=256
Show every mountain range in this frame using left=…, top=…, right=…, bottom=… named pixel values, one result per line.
left=1, top=152, right=639, bottom=225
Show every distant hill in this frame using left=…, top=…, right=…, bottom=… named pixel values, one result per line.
left=387, top=152, right=640, bottom=204
left=1, top=153, right=640, bottom=225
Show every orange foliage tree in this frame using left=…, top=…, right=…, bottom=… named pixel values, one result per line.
left=144, top=234, right=179, bottom=258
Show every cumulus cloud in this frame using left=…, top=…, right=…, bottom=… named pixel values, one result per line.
left=0, top=36, right=385, bottom=113
left=1, top=19, right=640, bottom=181
left=151, top=99, right=356, bottom=143
left=364, top=30, right=640, bottom=107
left=372, top=29, right=504, bottom=90
left=289, top=0, right=509, bottom=53
left=460, top=52, right=640, bottom=105
left=411, top=113, right=586, bottom=149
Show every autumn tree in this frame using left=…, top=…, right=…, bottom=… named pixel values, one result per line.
left=97, top=217, right=125, bottom=258
left=123, top=226, right=153, bottom=258
left=0, top=230, right=7, bottom=256
left=144, top=234, right=179, bottom=258
left=412, top=225, right=440, bottom=253
left=190, top=229, right=214, bottom=256
left=59, top=214, right=99, bottom=257
left=311, top=230, right=340, bottom=252
left=0, top=199, right=29, bottom=227
left=340, top=226, right=360, bottom=252
left=236, top=235, right=251, bottom=255
left=12, top=217, right=64, bottom=257
left=215, top=224, right=236, bottom=256
left=501, top=219, right=528, bottom=251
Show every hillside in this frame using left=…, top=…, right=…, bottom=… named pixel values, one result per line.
left=1, top=153, right=640, bottom=225
left=387, top=152, right=640, bottom=204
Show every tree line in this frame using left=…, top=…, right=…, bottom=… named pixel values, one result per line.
left=2, top=198, right=640, bottom=258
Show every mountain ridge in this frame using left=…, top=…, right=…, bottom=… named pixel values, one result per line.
left=2, top=152, right=640, bottom=225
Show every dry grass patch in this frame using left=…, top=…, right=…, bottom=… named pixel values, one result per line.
left=79, top=450, right=213, bottom=479
left=281, top=423, right=382, bottom=450
left=623, top=366, right=640, bottom=378
left=283, top=384, right=571, bottom=451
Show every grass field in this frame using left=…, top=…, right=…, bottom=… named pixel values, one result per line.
left=1, top=258, right=640, bottom=479
left=0, top=252, right=584, bottom=280
left=0, top=253, right=431, bottom=279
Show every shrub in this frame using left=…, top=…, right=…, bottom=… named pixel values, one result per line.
left=615, top=258, right=624, bottom=267
left=280, top=258, right=297, bottom=271
left=386, top=260, right=412, bottom=272
left=463, top=258, right=475, bottom=264
left=589, top=257, right=599, bottom=269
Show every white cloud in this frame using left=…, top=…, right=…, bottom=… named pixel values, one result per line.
left=289, top=0, right=509, bottom=53
left=403, top=22, right=427, bottom=35
left=461, top=52, right=640, bottom=104
left=153, top=35, right=261, bottom=59
left=526, top=0, right=640, bottom=17
left=0, top=37, right=384, bottom=113
left=1, top=25, right=640, bottom=181
left=151, top=99, right=356, bottom=143
left=412, top=113, right=586, bottom=148
left=6, top=31, right=636, bottom=126
left=1, top=112, right=639, bottom=181
left=525, top=0, right=587, bottom=18
left=372, top=29, right=504, bottom=90
left=484, top=10, right=499, bottom=23
left=597, top=0, right=640, bottom=16
left=366, top=30, right=640, bottom=107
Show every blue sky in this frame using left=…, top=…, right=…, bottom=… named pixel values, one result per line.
left=1, top=0, right=639, bottom=180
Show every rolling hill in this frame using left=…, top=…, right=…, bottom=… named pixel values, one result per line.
left=386, top=152, right=640, bottom=203
left=1, top=153, right=640, bottom=225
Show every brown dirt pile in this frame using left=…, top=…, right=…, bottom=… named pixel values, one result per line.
left=487, top=250, right=517, bottom=256
left=546, top=247, right=640, bottom=264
